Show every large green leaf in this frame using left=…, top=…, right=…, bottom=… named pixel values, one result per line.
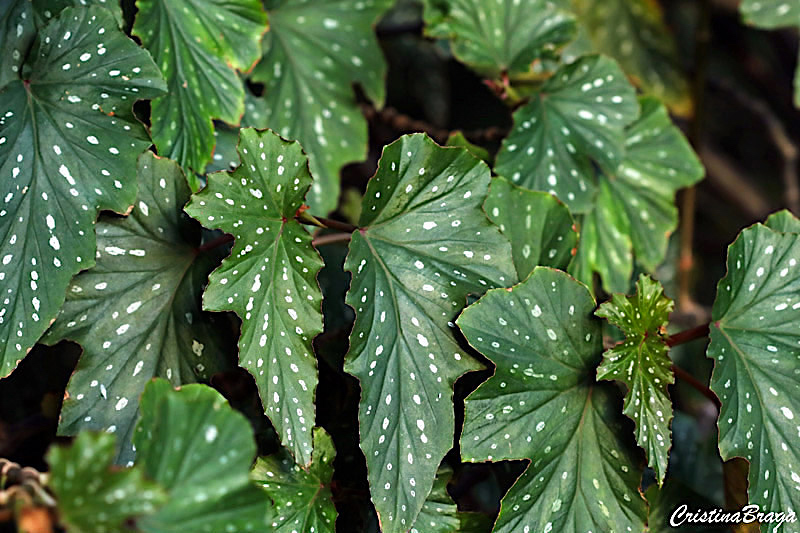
left=457, top=267, right=647, bottom=533
left=134, top=379, right=272, bottom=532
left=570, top=0, right=692, bottom=116
left=484, top=176, right=577, bottom=278
left=740, top=0, right=800, bottom=107
left=32, top=0, right=123, bottom=28
left=343, top=133, right=516, bottom=532
left=494, top=54, right=640, bottom=213
left=596, top=274, right=675, bottom=485
left=252, top=428, right=338, bottom=533
left=423, top=0, right=576, bottom=77
left=43, top=152, right=232, bottom=464
left=185, top=128, right=324, bottom=466
left=707, top=221, right=800, bottom=529
left=47, top=432, right=165, bottom=533
left=133, top=0, right=266, bottom=180
left=570, top=97, right=704, bottom=293
left=0, top=6, right=166, bottom=377
left=249, top=0, right=391, bottom=215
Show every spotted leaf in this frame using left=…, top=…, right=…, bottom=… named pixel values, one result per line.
left=707, top=221, right=800, bottom=527
left=596, top=274, right=675, bottom=485
left=47, top=432, right=165, bottom=532
left=569, top=0, right=692, bottom=115
left=0, top=0, right=35, bottom=90
left=569, top=97, right=703, bottom=293
left=32, top=0, right=123, bottom=28
left=423, top=0, right=576, bottom=77
left=132, top=0, right=267, bottom=182
left=185, top=128, right=324, bottom=466
left=485, top=176, right=577, bottom=278
left=134, top=379, right=272, bottom=531
left=343, top=133, right=515, bottom=532
left=410, top=467, right=461, bottom=533
left=249, top=0, right=392, bottom=215
left=0, top=6, right=166, bottom=378
left=494, top=54, right=639, bottom=214
left=252, top=428, right=337, bottom=533
left=740, top=0, right=800, bottom=107
left=43, top=152, right=233, bottom=464
left=458, top=267, right=647, bottom=533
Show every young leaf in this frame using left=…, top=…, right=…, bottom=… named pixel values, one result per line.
left=47, top=432, right=165, bottom=532
left=0, top=6, right=166, bottom=378
left=134, top=379, right=272, bottom=532
left=249, top=0, right=392, bottom=215
left=423, top=0, right=576, bottom=77
left=343, top=133, right=515, bottom=532
left=132, top=0, right=267, bottom=180
left=570, top=97, right=704, bottom=293
left=740, top=0, right=800, bottom=107
left=494, top=55, right=640, bottom=213
left=708, top=222, right=800, bottom=524
left=409, top=467, right=461, bottom=533
left=485, top=176, right=578, bottom=277
left=252, top=428, right=338, bottom=533
left=184, top=128, right=324, bottom=466
left=570, top=0, right=692, bottom=115
left=596, top=274, right=675, bottom=485
left=457, top=267, right=647, bottom=533
left=43, top=152, right=232, bottom=464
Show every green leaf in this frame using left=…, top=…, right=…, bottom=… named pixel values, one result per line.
left=47, top=432, right=165, bottom=532
left=134, top=379, right=272, bottom=532
left=596, top=274, right=675, bottom=485
left=249, top=0, right=391, bottom=215
left=494, top=55, right=640, bottom=213
left=570, top=0, right=692, bottom=116
left=410, top=467, right=461, bottom=533
left=766, top=209, right=800, bottom=233
left=252, top=428, right=338, bottom=533
left=184, top=128, right=324, bottom=466
left=43, top=152, right=232, bottom=464
left=343, top=133, right=515, bottom=532
left=485, top=176, right=577, bottom=278
left=0, top=6, right=166, bottom=377
left=570, top=97, right=704, bottom=293
left=457, top=267, right=647, bottom=533
left=707, top=222, right=800, bottom=527
left=423, top=0, right=576, bottom=77
left=32, top=0, right=124, bottom=28
left=740, top=0, right=800, bottom=107
left=0, top=1, right=35, bottom=90
left=446, top=131, right=490, bottom=164
left=133, top=0, right=266, bottom=180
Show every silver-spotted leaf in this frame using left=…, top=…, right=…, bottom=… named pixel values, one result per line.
left=134, top=379, right=272, bottom=532
left=47, top=432, right=165, bottom=532
left=409, top=467, right=461, bottom=533
left=740, top=0, right=800, bottom=107
left=32, top=0, right=123, bottom=28
left=0, top=0, right=35, bottom=90
left=44, top=152, right=232, bottom=464
left=494, top=54, right=640, bottom=213
left=458, top=267, right=647, bottom=533
left=133, top=0, right=267, bottom=181
left=0, top=6, right=166, bottom=377
left=344, top=133, right=515, bottom=532
left=185, top=128, right=324, bottom=466
left=708, top=222, right=800, bottom=528
left=423, top=0, right=576, bottom=77
left=249, top=0, right=392, bottom=215
left=485, top=176, right=577, bottom=278
left=570, top=0, right=692, bottom=115
left=252, top=428, right=337, bottom=533
left=596, top=274, right=675, bottom=485
left=570, top=97, right=704, bottom=293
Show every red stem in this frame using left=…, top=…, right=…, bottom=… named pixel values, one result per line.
left=672, top=364, right=720, bottom=409
left=312, top=233, right=352, bottom=247
left=666, top=323, right=711, bottom=347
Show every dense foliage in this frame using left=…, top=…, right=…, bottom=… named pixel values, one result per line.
left=1, top=0, right=799, bottom=532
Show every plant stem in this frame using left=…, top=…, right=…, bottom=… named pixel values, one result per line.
left=196, top=233, right=234, bottom=254
left=305, top=216, right=358, bottom=233
left=666, top=323, right=711, bottom=347
left=672, top=364, right=720, bottom=408
left=312, top=233, right=352, bottom=247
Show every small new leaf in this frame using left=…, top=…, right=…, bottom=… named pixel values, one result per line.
left=596, top=274, right=675, bottom=485
left=252, top=428, right=338, bottom=533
